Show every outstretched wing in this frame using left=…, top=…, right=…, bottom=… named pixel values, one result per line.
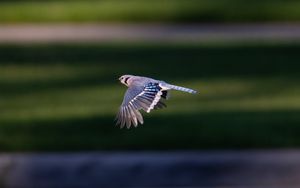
left=116, top=82, right=167, bottom=129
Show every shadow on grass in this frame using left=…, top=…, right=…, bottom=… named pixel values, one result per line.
left=1, top=44, right=300, bottom=96
left=0, top=110, right=299, bottom=151
left=0, top=44, right=300, bottom=77
left=0, top=71, right=115, bottom=97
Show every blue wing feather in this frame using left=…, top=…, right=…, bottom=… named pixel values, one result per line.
left=116, top=82, right=167, bottom=128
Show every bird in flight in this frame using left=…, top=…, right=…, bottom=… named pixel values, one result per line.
left=116, top=75, right=197, bottom=129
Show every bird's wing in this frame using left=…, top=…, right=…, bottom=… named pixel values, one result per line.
left=116, top=82, right=167, bottom=128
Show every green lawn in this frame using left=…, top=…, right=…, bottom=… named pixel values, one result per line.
left=0, top=43, right=300, bottom=151
left=0, top=0, right=300, bottom=23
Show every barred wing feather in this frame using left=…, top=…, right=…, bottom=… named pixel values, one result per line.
left=116, top=83, right=167, bottom=128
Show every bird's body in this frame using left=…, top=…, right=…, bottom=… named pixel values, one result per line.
left=116, top=75, right=197, bottom=128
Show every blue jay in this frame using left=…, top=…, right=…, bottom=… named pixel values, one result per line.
left=116, top=75, right=197, bottom=128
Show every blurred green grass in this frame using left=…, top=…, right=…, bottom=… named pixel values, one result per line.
left=0, top=0, right=300, bottom=23
left=0, top=43, right=300, bottom=151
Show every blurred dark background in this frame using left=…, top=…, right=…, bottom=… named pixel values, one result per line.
left=1, top=44, right=300, bottom=151
left=0, top=0, right=300, bottom=187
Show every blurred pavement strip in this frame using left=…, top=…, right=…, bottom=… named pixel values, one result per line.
left=1, top=151, right=300, bottom=187
left=0, top=24, right=300, bottom=43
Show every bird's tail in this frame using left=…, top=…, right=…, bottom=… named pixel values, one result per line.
left=163, top=83, right=197, bottom=94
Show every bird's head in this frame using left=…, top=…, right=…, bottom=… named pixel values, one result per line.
left=119, top=75, right=133, bottom=86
